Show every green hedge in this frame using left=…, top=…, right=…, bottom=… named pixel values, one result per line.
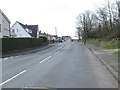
left=2, top=37, right=48, bottom=52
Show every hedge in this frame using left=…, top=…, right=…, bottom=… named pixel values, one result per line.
left=2, top=37, right=48, bottom=52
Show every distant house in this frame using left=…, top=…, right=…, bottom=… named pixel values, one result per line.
left=51, top=35, right=57, bottom=41
left=10, top=21, right=39, bottom=38
left=62, top=36, right=71, bottom=41
left=46, top=34, right=52, bottom=41
left=46, top=34, right=56, bottom=41
left=39, top=32, right=57, bottom=41
left=39, top=31, right=47, bottom=38
left=0, top=9, right=11, bottom=38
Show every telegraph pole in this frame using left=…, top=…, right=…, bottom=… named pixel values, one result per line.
left=55, top=27, right=57, bottom=40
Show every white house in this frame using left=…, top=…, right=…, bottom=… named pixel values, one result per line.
left=10, top=21, right=39, bottom=38
left=39, top=31, right=47, bottom=38
left=46, top=34, right=57, bottom=41
left=0, top=9, right=11, bottom=38
left=46, top=34, right=52, bottom=41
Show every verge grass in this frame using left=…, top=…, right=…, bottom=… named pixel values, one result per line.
left=113, top=51, right=120, bottom=56
left=86, top=38, right=119, bottom=49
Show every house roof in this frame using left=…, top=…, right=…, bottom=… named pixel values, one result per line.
left=27, top=25, right=38, bottom=38
left=17, top=22, right=38, bottom=38
left=18, top=22, right=26, bottom=29
left=0, top=9, right=11, bottom=23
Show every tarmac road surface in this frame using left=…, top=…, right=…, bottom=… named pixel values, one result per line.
left=1, top=40, right=118, bottom=88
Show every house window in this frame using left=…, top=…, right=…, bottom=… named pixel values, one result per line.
left=12, top=29, right=15, bottom=33
left=29, top=29, right=32, bottom=33
left=0, top=24, right=1, bottom=32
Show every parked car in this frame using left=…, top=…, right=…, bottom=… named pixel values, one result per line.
left=58, top=39, right=63, bottom=43
left=71, top=39, right=73, bottom=42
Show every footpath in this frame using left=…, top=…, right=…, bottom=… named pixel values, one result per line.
left=2, top=44, right=55, bottom=58
left=83, top=43, right=119, bottom=83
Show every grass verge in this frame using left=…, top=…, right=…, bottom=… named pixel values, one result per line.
left=86, top=38, right=119, bottom=49
left=113, top=51, right=120, bottom=56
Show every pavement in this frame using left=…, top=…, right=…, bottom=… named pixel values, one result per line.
left=1, top=41, right=118, bottom=88
left=85, top=43, right=119, bottom=83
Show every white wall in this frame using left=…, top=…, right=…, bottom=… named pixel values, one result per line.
left=0, top=13, right=2, bottom=38
left=0, top=11, right=10, bottom=38
left=2, top=14, right=10, bottom=37
left=11, top=22, right=31, bottom=38
left=36, top=27, right=39, bottom=38
left=47, top=36, right=51, bottom=41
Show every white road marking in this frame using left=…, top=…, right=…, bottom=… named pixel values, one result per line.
left=39, top=56, right=52, bottom=63
left=3, top=58, right=8, bottom=61
left=0, top=70, right=26, bottom=86
left=10, top=57, right=13, bottom=59
left=54, top=51, right=59, bottom=54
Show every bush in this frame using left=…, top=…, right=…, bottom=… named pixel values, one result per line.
left=2, top=37, right=48, bottom=52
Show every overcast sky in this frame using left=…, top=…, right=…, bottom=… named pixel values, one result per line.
left=0, top=0, right=115, bottom=38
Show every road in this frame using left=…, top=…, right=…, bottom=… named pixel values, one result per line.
left=1, top=40, right=118, bottom=88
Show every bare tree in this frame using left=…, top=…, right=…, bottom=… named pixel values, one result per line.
left=76, top=11, right=94, bottom=44
left=76, top=0, right=119, bottom=42
left=76, top=13, right=86, bottom=44
left=107, top=0, right=113, bottom=36
left=116, top=1, right=120, bottom=37
left=117, top=1, right=120, bottom=19
left=76, top=27, right=82, bottom=40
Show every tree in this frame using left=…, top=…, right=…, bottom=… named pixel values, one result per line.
left=76, top=0, right=119, bottom=41
left=76, top=27, right=82, bottom=40
left=76, top=11, right=94, bottom=44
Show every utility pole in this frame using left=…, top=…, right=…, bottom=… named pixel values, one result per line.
left=55, top=27, right=57, bottom=40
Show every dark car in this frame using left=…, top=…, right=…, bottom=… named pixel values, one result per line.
left=58, top=39, right=62, bottom=43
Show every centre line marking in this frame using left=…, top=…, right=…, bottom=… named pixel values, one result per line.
left=39, top=56, right=52, bottom=63
left=10, top=57, right=13, bottom=59
left=54, top=51, right=59, bottom=54
left=0, top=70, right=26, bottom=86
left=3, top=58, right=8, bottom=61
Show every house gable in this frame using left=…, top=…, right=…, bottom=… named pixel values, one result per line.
left=11, top=21, right=39, bottom=38
left=0, top=9, right=10, bottom=38
left=11, top=21, right=31, bottom=38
